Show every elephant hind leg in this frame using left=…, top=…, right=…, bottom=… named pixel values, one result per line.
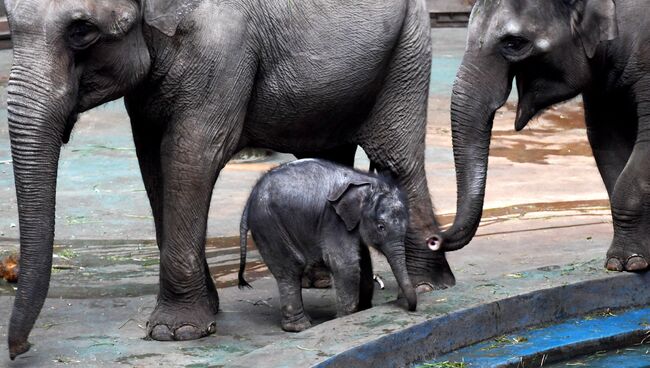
left=356, top=0, right=454, bottom=292
left=277, top=274, right=312, bottom=332
left=251, top=224, right=312, bottom=331
left=260, top=243, right=311, bottom=331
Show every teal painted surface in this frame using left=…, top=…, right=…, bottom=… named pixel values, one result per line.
left=416, top=307, right=650, bottom=367
left=430, top=56, right=462, bottom=95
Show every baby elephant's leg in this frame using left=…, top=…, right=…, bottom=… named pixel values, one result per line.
left=326, top=252, right=363, bottom=317
left=276, top=274, right=312, bottom=332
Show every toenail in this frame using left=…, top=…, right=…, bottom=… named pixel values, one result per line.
left=150, top=325, right=173, bottom=341
left=174, top=325, right=203, bottom=341
left=626, top=255, right=648, bottom=272
left=605, top=258, right=624, bottom=272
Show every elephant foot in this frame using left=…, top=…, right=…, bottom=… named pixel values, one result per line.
left=301, top=263, right=332, bottom=289
left=606, top=251, right=649, bottom=272
left=146, top=300, right=217, bottom=341
left=409, top=251, right=456, bottom=293
left=281, top=313, right=312, bottom=332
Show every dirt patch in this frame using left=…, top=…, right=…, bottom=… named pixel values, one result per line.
left=437, top=199, right=610, bottom=229
left=490, top=102, right=591, bottom=165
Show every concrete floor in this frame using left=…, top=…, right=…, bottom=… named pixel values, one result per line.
left=0, top=28, right=615, bottom=367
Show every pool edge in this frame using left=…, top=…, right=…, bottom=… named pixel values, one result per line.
left=228, top=263, right=650, bottom=368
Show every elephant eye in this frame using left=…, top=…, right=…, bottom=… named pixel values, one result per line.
left=500, top=35, right=532, bottom=60
left=377, top=223, right=386, bottom=232
left=67, top=20, right=101, bottom=51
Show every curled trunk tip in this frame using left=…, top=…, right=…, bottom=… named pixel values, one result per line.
left=426, top=235, right=442, bottom=251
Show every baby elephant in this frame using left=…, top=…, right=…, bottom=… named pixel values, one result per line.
left=238, top=159, right=417, bottom=332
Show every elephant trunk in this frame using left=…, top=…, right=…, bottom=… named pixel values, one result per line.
left=436, top=55, right=512, bottom=252
left=6, top=64, right=69, bottom=360
left=384, top=242, right=417, bottom=311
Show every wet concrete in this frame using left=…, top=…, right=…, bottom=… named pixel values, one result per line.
left=0, top=28, right=618, bottom=366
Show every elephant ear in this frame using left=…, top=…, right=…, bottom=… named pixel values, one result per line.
left=142, top=0, right=203, bottom=37
left=571, top=0, right=618, bottom=58
left=328, top=181, right=371, bottom=232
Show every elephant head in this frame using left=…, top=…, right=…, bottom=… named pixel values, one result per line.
left=329, top=179, right=417, bottom=311
left=435, top=0, right=618, bottom=252
left=4, top=0, right=201, bottom=359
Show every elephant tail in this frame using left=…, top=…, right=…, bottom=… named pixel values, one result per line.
left=238, top=197, right=252, bottom=289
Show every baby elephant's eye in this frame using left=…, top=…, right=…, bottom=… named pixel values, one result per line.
left=377, top=223, right=386, bottom=232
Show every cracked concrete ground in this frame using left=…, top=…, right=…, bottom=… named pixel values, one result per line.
left=0, top=28, right=615, bottom=367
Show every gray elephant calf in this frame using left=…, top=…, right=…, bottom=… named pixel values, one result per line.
left=238, top=159, right=417, bottom=332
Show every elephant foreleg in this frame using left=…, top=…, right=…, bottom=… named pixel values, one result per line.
left=130, top=116, right=221, bottom=316
left=142, top=111, right=243, bottom=341
left=605, top=78, right=650, bottom=272
left=583, top=92, right=636, bottom=197
left=324, top=246, right=362, bottom=317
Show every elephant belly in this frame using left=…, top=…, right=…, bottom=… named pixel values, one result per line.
left=244, top=85, right=378, bottom=153
left=242, top=0, right=405, bottom=153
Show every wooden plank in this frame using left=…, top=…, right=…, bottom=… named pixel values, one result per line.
left=428, top=0, right=475, bottom=28
left=427, top=0, right=475, bottom=13
left=430, top=13, right=471, bottom=28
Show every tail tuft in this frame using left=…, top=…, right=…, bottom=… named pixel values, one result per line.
left=238, top=274, right=253, bottom=290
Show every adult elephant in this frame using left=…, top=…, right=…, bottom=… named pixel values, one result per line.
left=436, top=0, right=650, bottom=269
left=4, top=0, right=453, bottom=359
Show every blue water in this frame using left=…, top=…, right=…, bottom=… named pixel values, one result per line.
left=415, top=307, right=650, bottom=368
left=547, top=345, right=650, bottom=368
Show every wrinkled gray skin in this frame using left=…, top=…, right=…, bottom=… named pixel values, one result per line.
left=439, top=0, right=650, bottom=271
left=4, top=0, right=452, bottom=359
left=238, top=159, right=417, bottom=332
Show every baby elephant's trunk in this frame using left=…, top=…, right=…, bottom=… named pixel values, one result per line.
left=238, top=199, right=252, bottom=289
left=384, top=243, right=417, bottom=311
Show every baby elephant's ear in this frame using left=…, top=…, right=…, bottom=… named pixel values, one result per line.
left=143, top=0, right=203, bottom=37
left=328, top=181, right=371, bottom=232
